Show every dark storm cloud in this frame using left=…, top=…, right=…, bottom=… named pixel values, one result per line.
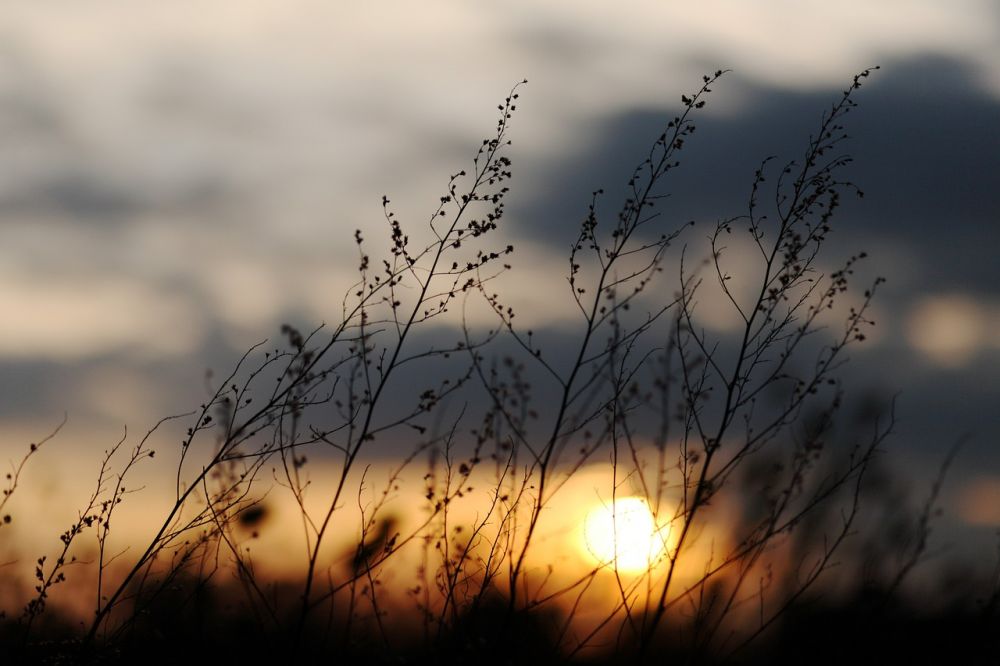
left=512, top=55, right=1000, bottom=293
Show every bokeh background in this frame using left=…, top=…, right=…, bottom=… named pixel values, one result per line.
left=1, top=1, right=998, bottom=569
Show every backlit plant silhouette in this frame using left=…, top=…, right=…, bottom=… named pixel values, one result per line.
left=6, top=66, right=977, bottom=665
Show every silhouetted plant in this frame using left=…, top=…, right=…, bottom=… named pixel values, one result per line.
left=5, top=65, right=996, bottom=665
left=0, top=417, right=64, bottom=538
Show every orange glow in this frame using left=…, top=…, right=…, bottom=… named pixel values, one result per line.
left=907, top=294, right=986, bottom=367
left=582, top=497, right=667, bottom=573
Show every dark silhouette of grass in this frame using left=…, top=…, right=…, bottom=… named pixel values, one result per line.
left=2, top=67, right=997, bottom=664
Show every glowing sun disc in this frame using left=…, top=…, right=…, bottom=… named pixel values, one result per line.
left=583, top=497, right=666, bottom=573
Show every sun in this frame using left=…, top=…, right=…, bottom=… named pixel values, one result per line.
left=582, top=497, right=667, bottom=573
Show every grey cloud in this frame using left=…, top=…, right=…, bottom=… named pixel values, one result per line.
left=0, top=171, right=146, bottom=221
left=496, top=54, right=1000, bottom=483
left=511, top=55, right=1000, bottom=294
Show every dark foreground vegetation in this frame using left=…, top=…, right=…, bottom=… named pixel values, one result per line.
left=3, top=583, right=999, bottom=664
left=2, top=68, right=998, bottom=664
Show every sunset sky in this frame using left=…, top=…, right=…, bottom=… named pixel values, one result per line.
left=2, top=1, right=999, bottom=569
